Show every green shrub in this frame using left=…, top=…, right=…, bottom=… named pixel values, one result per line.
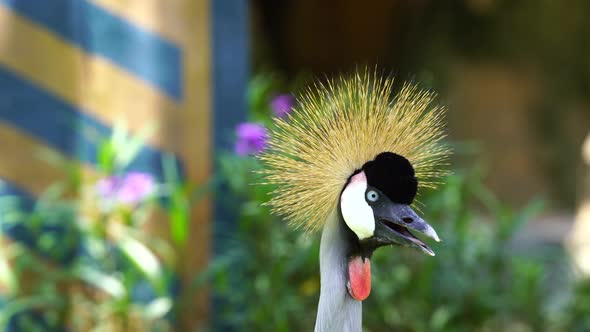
left=0, top=123, right=196, bottom=332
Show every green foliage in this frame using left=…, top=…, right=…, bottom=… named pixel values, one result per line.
left=211, top=153, right=320, bottom=331
left=0, top=123, right=198, bottom=331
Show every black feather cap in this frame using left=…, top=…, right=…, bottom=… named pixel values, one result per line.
left=362, top=152, right=418, bottom=205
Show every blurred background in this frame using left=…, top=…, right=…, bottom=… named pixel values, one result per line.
left=0, top=0, right=589, bottom=331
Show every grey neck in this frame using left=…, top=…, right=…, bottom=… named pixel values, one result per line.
left=314, top=209, right=362, bottom=332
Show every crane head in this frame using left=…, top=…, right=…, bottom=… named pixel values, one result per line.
left=340, top=152, right=440, bottom=301
left=341, top=152, right=439, bottom=256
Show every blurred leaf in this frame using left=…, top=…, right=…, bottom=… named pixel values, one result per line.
left=143, top=297, right=172, bottom=320
left=162, top=153, right=181, bottom=185
left=430, top=306, right=453, bottom=330
left=100, top=120, right=158, bottom=172
left=75, top=266, right=126, bottom=299
left=0, top=253, right=16, bottom=294
left=162, top=153, right=189, bottom=245
left=117, top=234, right=166, bottom=295
left=112, top=121, right=157, bottom=171
left=97, top=140, right=116, bottom=173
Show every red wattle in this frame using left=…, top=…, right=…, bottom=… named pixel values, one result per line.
left=347, top=255, right=371, bottom=301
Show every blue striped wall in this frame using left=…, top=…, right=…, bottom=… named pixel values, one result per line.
left=0, top=67, right=175, bottom=181
left=1, top=0, right=182, bottom=99
left=0, top=0, right=188, bottom=198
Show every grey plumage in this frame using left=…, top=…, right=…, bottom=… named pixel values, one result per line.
left=314, top=209, right=362, bottom=332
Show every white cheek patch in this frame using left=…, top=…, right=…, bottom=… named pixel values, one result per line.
left=340, top=172, right=375, bottom=240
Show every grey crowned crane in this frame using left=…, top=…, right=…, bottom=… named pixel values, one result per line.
left=260, top=71, right=450, bottom=331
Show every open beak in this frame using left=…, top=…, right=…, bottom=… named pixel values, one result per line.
left=369, top=199, right=440, bottom=256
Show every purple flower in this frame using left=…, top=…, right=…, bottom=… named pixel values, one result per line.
left=234, top=122, right=268, bottom=156
left=96, top=172, right=155, bottom=206
left=271, top=94, right=295, bottom=118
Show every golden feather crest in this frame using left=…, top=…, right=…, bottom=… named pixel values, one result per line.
left=259, top=71, right=450, bottom=233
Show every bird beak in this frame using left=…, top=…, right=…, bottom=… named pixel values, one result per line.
left=369, top=201, right=440, bottom=256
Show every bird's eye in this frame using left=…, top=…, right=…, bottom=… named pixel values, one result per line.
left=366, top=190, right=379, bottom=202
